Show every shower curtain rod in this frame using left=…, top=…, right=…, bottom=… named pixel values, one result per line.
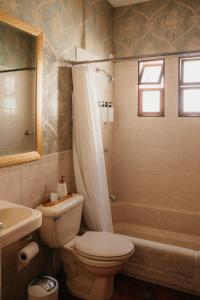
left=65, top=49, right=200, bottom=66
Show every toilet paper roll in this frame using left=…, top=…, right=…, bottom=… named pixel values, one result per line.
left=18, top=242, right=39, bottom=265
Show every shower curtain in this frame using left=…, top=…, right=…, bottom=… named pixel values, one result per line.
left=72, top=65, right=113, bottom=232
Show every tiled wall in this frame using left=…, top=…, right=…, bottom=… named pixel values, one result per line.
left=114, top=0, right=200, bottom=57
left=0, top=70, right=35, bottom=155
left=112, top=0, right=200, bottom=220
left=113, top=58, right=200, bottom=213
left=0, top=150, right=75, bottom=207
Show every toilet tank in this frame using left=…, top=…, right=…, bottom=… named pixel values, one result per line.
left=36, top=194, right=84, bottom=248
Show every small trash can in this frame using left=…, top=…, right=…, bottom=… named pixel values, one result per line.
left=28, top=276, right=58, bottom=300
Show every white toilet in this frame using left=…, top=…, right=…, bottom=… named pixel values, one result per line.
left=37, top=194, right=134, bottom=300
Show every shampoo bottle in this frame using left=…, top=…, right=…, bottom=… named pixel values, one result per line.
left=107, top=102, right=114, bottom=122
left=57, top=176, right=68, bottom=199
left=101, top=101, right=107, bottom=123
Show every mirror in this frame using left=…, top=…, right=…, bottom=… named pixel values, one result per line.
left=0, top=11, right=43, bottom=167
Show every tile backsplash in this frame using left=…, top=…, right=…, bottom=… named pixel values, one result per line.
left=0, top=150, right=75, bottom=208
left=0, top=70, right=35, bottom=156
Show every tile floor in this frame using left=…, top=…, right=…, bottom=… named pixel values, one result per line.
left=59, top=275, right=199, bottom=300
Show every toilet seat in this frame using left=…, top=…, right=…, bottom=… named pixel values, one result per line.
left=75, top=250, right=131, bottom=268
left=74, top=231, right=134, bottom=262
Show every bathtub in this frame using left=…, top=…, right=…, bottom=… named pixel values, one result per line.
left=111, top=202, right=200, bottom=296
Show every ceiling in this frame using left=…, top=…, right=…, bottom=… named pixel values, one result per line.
left=107, top=0, right=151, bottom=7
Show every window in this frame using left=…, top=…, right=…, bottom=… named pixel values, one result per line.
left=138, top=60, right=165, bottom=117
left=179, top=57, right=200, bottom=116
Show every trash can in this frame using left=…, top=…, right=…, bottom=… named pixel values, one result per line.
left=28, top=276, right=58, bottom=300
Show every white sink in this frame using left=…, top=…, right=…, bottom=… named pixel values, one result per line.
left=0, top=201, right=42, bottom=248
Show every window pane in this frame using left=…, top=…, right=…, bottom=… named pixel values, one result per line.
left=140, top=76, right=164, bottom=89
left=183, top=60, right=200, bottom=83
left=142, top=90, right=160, bottom=112
left=183, top=89, right=200, bottom=112
left=140, top=65, right=162, bottom=84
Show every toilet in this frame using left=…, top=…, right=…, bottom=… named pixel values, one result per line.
left=37, top=194, right=134, bottom=300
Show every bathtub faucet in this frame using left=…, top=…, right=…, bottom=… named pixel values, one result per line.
left=109, top=194, right=117, bottom=201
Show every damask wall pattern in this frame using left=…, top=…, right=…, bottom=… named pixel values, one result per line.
left=85, top=0, right=114, bottom=58
left=2, top=0, right=200, bottom=154
left=0, top=0, right=113, bottom=154
left=114, top=0, right=200, bottom=57
left=0, top=22, right=35, bottom=70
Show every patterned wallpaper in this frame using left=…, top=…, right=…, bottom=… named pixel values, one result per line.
left=0, top=22, right=35, bottom=70
left=114, top=0, right=200, bottom=57
left=0, top=0, right=113, bottom=154
left=3, top=0, right=200, bottom=154
left=85, top=0, right=114, bottom=58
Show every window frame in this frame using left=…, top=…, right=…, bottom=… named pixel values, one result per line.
left=179, top=57, right=200, bottom=117
left=138, top=59, right=165, bottom=117
left=138, top=88, right=165, bottom=117
left=139, top=62, right=164, bottom=85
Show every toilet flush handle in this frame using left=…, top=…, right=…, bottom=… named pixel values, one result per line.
left=54, top=216, right=62, bottom=223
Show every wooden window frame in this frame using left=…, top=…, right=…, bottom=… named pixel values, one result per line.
left=138, top=88, right=165, bottom=117
left=179, top=57, right=200, bottom=117
left=138, top=59, right=165, bottom=117
left=139, top=63, right=163, bottom=85
left=179, top=86, right=200, bottom=117
left=180, top=57, right=200, bottom=86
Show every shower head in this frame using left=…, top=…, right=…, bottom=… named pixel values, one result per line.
left=96, top=68, right=114, bottom=83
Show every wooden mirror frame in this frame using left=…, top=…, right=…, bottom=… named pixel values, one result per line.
left=0, top=10, right=43, bottom=168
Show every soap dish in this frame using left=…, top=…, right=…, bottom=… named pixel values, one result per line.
left=43, top=193, right=73, bottom=207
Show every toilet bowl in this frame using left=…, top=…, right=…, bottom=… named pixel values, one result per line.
left=61, top=231, right=134, bottom=300
left=37, top=194, right=134, bottom=300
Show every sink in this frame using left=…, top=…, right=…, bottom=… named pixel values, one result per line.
left=0, top=201, right=42, bottom=248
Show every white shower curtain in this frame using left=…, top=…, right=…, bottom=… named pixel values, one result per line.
left=72, top=65, right=113, bottom=232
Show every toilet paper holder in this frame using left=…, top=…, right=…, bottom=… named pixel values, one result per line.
left=17, top=241, right=39, bottom=272
left=20, top=234, right=36, bottom=242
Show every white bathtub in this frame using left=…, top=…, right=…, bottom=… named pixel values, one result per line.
left=111, top=202, right=200, bottom=296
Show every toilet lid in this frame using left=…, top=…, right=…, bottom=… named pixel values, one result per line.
left=74, top=232, right=134, bottom=258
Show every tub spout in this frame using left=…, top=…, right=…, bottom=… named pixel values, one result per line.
left=0, top=223, right=4, bottom=230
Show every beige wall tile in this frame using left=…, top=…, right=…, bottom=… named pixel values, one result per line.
left=111, top=203, right=125, bottom=223
left=41, top=153, right=58, bottom=200
left=58, top=151, right=75, bottom=194
left=0, top=151, right=74, bottom=206
left=0, top=166, right=20, bottom=203
left=113, top=58, right=200, bottom=216
left=20, top=161, right=42, bottom=205
left=124, top=204, right=162, bottom=228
